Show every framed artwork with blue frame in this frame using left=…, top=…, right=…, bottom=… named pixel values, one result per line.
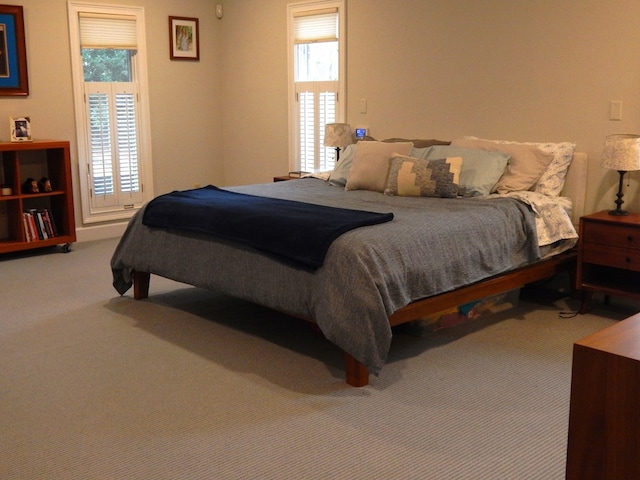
left=0, top=5, right=28, bottom=96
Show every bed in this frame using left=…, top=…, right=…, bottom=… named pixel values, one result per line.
left=111, top=137, right=587, bottom=386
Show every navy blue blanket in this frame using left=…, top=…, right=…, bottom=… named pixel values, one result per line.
left=142, top=185, right=393, bottom=270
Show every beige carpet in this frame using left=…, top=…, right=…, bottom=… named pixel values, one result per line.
left=0, top=238, right=636, bottom=479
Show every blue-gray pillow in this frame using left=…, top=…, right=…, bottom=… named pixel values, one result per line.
left=425, top=145, right=509, bottom=197
left=328, top=144, right=356, bottom=187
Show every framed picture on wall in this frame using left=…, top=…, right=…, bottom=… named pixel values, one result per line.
left=0, top=5, right=29, bottom=96
left=10, top=116, right=31, bottom=142
left=169, top=16, right=199, bottom=61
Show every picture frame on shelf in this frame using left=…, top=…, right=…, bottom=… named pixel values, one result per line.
left=169, top=16, right=199, bottom=61
left=10, top=116, right=31, bottom=142
left=0, top=5, right=29, bottom=96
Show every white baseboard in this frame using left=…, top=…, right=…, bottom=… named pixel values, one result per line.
left=75, top=222, right=127, bottom=243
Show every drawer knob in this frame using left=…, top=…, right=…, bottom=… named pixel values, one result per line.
left=628, top=235, right=634, bottom=242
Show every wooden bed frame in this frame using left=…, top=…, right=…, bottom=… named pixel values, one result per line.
left=131, top=249, right=576, bottom=386
left=130, top=152, right=587, bottom=387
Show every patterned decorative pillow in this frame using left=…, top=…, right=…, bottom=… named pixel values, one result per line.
left=384, top=155, right=462, bottom=198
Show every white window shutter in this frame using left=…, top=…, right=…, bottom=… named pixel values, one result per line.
left=298, top=91, right=315, bottom=171
left=296, top=81, right=338, bottom=171
left=114, top=89, right=140, bottom=197
left=86, top=87, right=116, bottom=207
left=85, top=82, right=142, bottom=209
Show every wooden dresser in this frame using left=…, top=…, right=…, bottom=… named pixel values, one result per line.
left=566, top=313, right=640, bottom=479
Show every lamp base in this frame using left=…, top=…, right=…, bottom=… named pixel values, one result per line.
left=608, top=170, right=630, bottom=216
left=608, top=208, right=630, bottom=216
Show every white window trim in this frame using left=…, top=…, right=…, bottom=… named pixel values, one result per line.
left=287, top=0, right=346, bottom=172
left=67, top=1, right=154, bottom=224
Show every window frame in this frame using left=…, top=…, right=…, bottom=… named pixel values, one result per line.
left=67, top=1, right=154, bottom=224
left=287, top=0, right=346, bottom=173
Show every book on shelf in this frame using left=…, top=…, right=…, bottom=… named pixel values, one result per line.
left=35, top=210, right=48, bottom=240
left=22, top=212, right=34, bottom=242
left=22, top=211, right=37, bottom=242
left=41, top=209, right=58, bottom=237
left=22, top=208, right=58, bottom=241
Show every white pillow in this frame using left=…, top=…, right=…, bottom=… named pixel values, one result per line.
left=345, top=141, right=413, bottom=192
left=451, top=137, right=554, bottom=193
left=459, top=136, right=576, bottom=196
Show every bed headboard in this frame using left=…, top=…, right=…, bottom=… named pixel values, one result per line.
left=560, top=152, right=587, bottom=227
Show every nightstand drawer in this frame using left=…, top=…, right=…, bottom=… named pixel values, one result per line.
left=583, top=243, right=640, bottom=272
left=583, top=222, right=640, bottom=250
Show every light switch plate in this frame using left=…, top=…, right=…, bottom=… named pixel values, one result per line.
left=359, top=98, right=367, bottom=114
left=610, top=100, right=622, bottom=121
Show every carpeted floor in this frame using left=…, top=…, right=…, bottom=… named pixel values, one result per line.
left=1, top=238, right=636, bottom=479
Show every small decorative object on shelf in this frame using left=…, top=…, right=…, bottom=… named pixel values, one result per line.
left=10, top=116, right=32, bottom=142
left=22, top=177, right=38, bottom=193
left=38, top=177, right=52, bottom=192
left=1, top=184, right=11, bottom=195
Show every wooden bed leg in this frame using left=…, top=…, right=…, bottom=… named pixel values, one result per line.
left=133, top=271, right=150, bottom=300
left=344, top=352, right=369, bottom=387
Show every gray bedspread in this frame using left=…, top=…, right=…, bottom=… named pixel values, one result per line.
left=111, top=179, right=539, bottom=374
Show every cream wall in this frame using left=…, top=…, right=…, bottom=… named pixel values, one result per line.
left=220, top=0, right=290, bottom=186
left=4, top=0, right=640, bottom=241
left=221, top=0, right=640, bottom=215
left=0, top=0, right=222, bottom=240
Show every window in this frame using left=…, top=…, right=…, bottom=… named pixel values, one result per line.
left=288, top=0, right=346, bottom=172
left=68, top=2, right=153, bottom=223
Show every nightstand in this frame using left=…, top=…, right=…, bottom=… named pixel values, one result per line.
left=273, top=175, right=298, bottom=182
left=577, top=210, right=640, bottom=313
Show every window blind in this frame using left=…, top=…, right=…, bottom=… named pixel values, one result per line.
left=79, top=13, right=137, bottom=49
left=293, top=8, right=338, bottom=43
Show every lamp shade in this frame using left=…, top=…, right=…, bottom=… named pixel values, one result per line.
left=601, top=134, right=640, bottom=171
left=324, top=123, right=353, bottom=148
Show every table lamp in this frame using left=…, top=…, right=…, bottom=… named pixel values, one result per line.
left=324, top=123, right=353, bottom=161
left=601, top=134, right=640, bottom=215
